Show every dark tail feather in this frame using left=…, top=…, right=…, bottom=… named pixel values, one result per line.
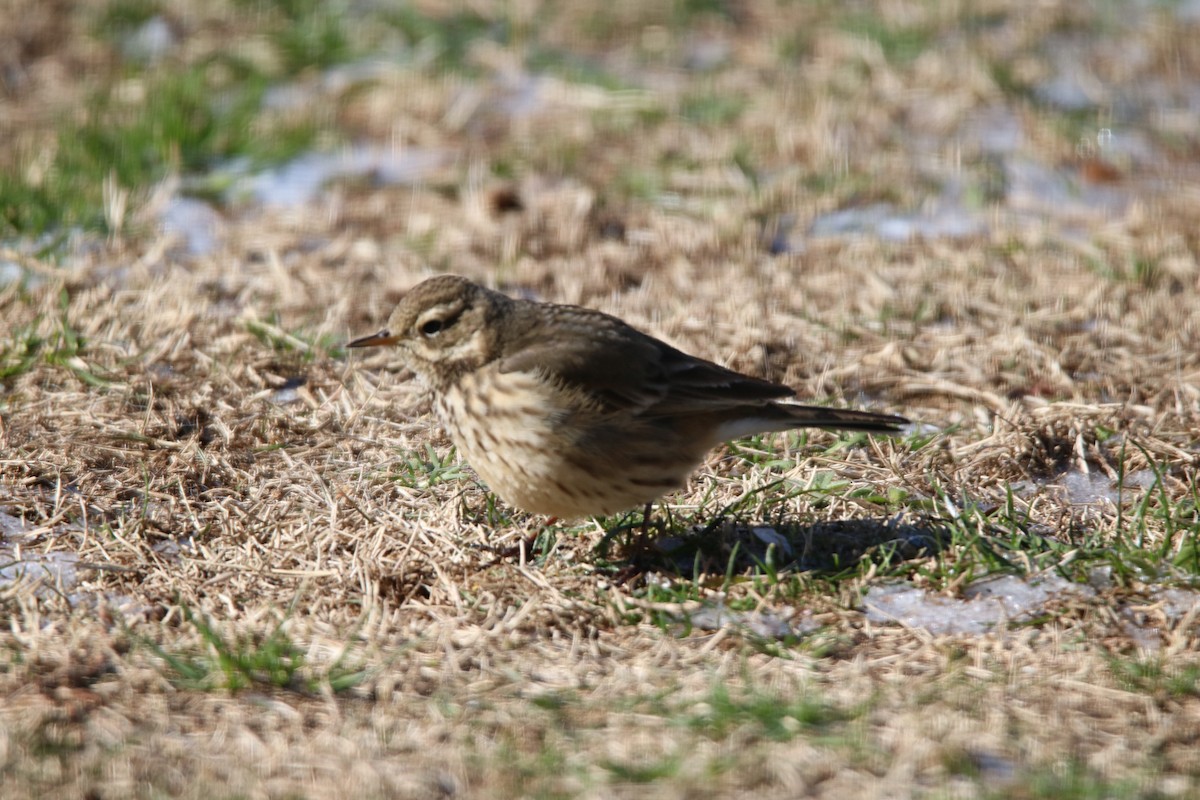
left=776, top=403, right=909, bottom=434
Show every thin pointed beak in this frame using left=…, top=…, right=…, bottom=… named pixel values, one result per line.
left=346, top=329, right=400, bottom=348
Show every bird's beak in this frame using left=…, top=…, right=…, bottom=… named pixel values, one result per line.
left=346, top=329, right=400, bottom=348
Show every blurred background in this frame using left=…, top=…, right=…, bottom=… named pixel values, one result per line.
left=3, top=0, right=1197, bottom=278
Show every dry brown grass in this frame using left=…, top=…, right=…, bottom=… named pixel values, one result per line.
left=2, top=1, right=1200, bottom=798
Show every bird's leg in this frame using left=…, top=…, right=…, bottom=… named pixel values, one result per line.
left=595, top=504, right=663, bottom=585
left=607, top=510, right=658, bottom=585
left=627, top=501, right=661, bottom=561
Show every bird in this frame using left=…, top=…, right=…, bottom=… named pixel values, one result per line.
left=348, top=275, right=908, bottom=519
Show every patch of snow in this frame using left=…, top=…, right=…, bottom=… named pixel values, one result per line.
left=865, top=573, right=1092, bottom=634
left=233, top=146, right=451, bottom=207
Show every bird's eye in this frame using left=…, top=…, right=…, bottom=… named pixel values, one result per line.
left=420, top=319, right=444, bottom=337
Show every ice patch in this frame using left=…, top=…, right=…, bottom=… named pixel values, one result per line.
left=1059, top=468, right=1159, bottom=506
left=1061, top=469, right=1120, bottom=505
left=151, top=536, right=196, bottom=560
left=0, top=261, right=27, bottom=288
left=228, top=146, right=451, bottom=207
left=865, top=573, right=1092, bottom=635
left=1155, top=588, right=1200, bottom=623
left=686, top=604, right=799, bottom=639
left=807, top=191, right=985, bottom=244
left=0, top=550, right=79, bottom=595
left=119, top=15, right=177, bottom=63
left=0, top=510, right=29, bottom=537
left=963, top=573, right=1091, bottom=612
left=161, top=196, right=224, bottom=256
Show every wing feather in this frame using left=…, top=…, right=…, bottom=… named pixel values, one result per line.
left=497, top=307, right=792, bottom=417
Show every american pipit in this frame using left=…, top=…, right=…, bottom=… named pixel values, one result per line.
left=349, top=275, right=908, bottom=519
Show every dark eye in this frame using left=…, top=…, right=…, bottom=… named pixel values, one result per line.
left=420, top=319, right=444, bottom=337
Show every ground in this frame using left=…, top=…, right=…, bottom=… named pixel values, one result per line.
left=1, top=1, right=1199, bottom=798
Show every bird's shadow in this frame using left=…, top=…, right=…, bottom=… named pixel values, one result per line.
left=596, top=514, right=949, bottom=580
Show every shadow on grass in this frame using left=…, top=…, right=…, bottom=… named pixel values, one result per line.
left=598, top=515, right=949, bottom=579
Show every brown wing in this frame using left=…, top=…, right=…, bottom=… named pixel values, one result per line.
left=497, top=304, right=792, bottom=416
